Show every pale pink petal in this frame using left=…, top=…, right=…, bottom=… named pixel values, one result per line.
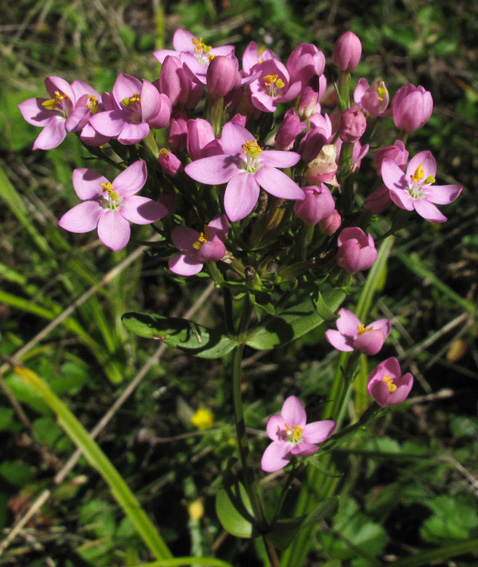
left=168, top=254, right=203, bottom=276
left=171, top=226, right=199, bottom=251
left=173, top=29, right=196, bottom=52
left=353, top=329, right=387, bottom=355
left=389, top=373, right=413, bottom=404
left=325, top=329, right=354, bottom=352
left=121, top=196, right=167, bottom=224
left=389, top=188, right=415, bottom=211
left=113, top=73, right=143, bottom=105
left=266, top=414, right=286, bottom=441
left=80, top=124, right=110, bottom=147
left=207, top=214, right=229, bottom=239
left=197, top=238, right=226, bottom=262
left=18, top=98, right=52, bottom=126
left=369, top=319, right=392, bottom=335
left=261, top=441, right=291, bottom=472
left=261, top=150, right=301, bottom=168
left=97, top=210, right=131, bottom=251
left=368, top=380, right=390, bottom=408
left=427, top=184, right=462, bottom=205
left=381, top=159, right=407, bottom=191
left=414, top=199, right=447, bottom=223
left=32, top=115, right=67, bottom=150
left=114, top=161, right=147, bottom=196
left=117, top=121, right=150, bottom=145
left=255, top=167, right=304, bottom=200
left=59, top=201, right=103, bottom=233
left=220, top=122, right=254, bottom=155
left=291, top=442, right=318, bottom=456
left=302, top=420, right=336, bottom=444
left=71, top=80, right=102, bottom=100
left=89, top=110, right=125, bottom=137
left=72, top=168, right=108, bottom=200
left=223, top=173, right=260, bottom=222
left=335, top=308, right=361, bottom=337
left=45, top=76, right=75, bottom=101
left=407, top=150, right=435, bottom=180
left=153, top=49, right=178, bottom=64
left=66, top=106, right=90, bottom=132
left=281, top=396, right=306, bottom=427
left=185, top=155, right=238, bottom=185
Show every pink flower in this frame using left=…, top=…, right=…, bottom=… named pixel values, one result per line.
left=373, top=140, right=409, bottom=176
left=319, top=209, right=341, bottom=236
left=337, top=227, right=377, bottom=274
left=275, top=108, right=306, bottom=151
left=158, top=55, right=203, bottom=109
left=332, top=32, right=362, bottom=72
left=367, top=357, right=413, bottom=407
left=89, top=73, right=172, bottom=145
left=184, top=122, right=303, bottom=222
left=249, top=59, right=302, bottom=113
left=294, top=184, right=335, bottom=227
left=168, top=215, right=229, bottom=276
left=325, top=308, right=391, bottom=355
left=59, top=161, right=167, bottom=251
left=392, top=84, right=433, bottom=132
left=354, top=78, right=390, bottom=117
left=286, top=43, right=326, bottom=88
left=381, top=150, right=462, bottom=223
left=19, top=76, right=106, bottom=150
left=242, top=41, right=279, bottom=75
left=339, top=107, right=367, bottom=143
left=261, top=396, right=336, bottom=473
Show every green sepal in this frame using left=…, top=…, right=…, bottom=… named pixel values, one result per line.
left=266, top=497, right=339, bottom=551
left=245, top=286, right=346, bottom=350
left=122, top=312, right=237, bottom=359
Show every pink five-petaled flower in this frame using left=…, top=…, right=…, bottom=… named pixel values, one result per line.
left=381, top=150, right=462, bottom=223
left=184, top=122, right=304, bottom=222
left=59, top=161, right=168, bottom=251
left=336, top=227, right=377, bottom=274
left=168, top=215, right=229, bottom=276
left=261, top=396, right=336, bottom=473
left=325, top=308, right=391, bottom=356
left=367, top=357, right=413, bottom=408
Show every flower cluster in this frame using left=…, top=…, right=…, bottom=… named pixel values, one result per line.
left=20, top=28, right=461, bottom=471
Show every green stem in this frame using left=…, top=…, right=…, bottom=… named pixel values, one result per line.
left=14, top=365, right=172, bottom=561
left=389, top=538, right=478, bottom=567
left=133, top=558, right=235, bottom=567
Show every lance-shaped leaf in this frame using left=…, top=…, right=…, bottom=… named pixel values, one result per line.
left=245, top=286, right=346, bottom=350
left=122, top=312, right=237, bottom=359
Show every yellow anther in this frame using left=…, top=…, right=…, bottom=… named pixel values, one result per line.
left=208, top=53, right=216, bottom=62
left=42, top=91, right=69, bottom=110
left=86, top=95, right=99, bottom=113
left=411, top=164, right=425, bottom=183
left=276, top=78, right=285, bottom=89
left=242, top=140, right=263, bottom=159
left=122, top=92, right=141, bottom=106
left=192, top=231, right=208, bottom=250
left=263, top=74, right=279, bottom=86
left=192, top=37, right=212, bottom=53
left=357, top=324, right=373, bottom=335
left=425, top=174, right=436, bottom=184
left=383, top=375, right=397, bottom=392
left=100, top=181, right=114, bottom=192
left=109, top=190, right=120, bottom=201
left=285, top=423, right=303, bottom=443
left=377, top=87, right=387, bottom=97
left=191, top=408, right=214, bottom=430
left=159, top=148, right=169, bottom=157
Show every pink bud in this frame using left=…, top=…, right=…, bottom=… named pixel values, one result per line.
left=294, top=184, right=335, bottom=226
left=206, top=56, right=240, bottom=98
left=287, top=43, right=326, bottom=87
left=337, top=227, right=377, bottom=274
left=392, top=84, right=433, bottom=132
left=333, top=32, right=362, bottom=72
left=159, top=56, right=185, bottom=107
left=339, top=107, right=367, bottom=143
left=187, top=119, right=216, bottom=161
left=373, top=140, right=409, bottom=175
left=158, top=148, right=182, bottom=176
left=168, top=110, right=188, bottom=152
left=363, top=185, right=392, bottom=214
left=319, top=209, right=341, bottom=235
left=275, top=108, right=306, bottom=151
left=305, top=144, right=338, bottom=185
left=297, top=86, right=321, bottom=119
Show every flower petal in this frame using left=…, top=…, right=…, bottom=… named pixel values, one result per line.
left=18, top=98, right=52, bottom=126
left=261, top=441, right=291, bottom=473
left=89, top=110, right=125, bottom=138
left=427, top=184, right=462, bottom=205
left=59, top=201, right=103, bottom=233
left=72, top=168, right=108, bottom=200
left=97, top=210, right=131, bottom=251
left=113, top=73, right=143, bottom=105
left=185, top=155, right=237, bottom=185
left=290, top=442, right=319, bottom=456
left=168, top=254, right=203, bottom=276
left=223, top=172, right=260, bottom=222
left=255, top=167, right=304, bottom=200
left=266, top=414, right=286, bottom=441
left=335, top=308, right=361, bottom=337
left=171, top=226, right=200, bottom=251
left=118, top=121, right=150, bottom=145
left=220, top=122, right=254, bottom=155
left=114, top=161, right=147, bottom=197
left=32, top=115, right=67, bottom=150
left=407, top=150, right=436, bottom=180
left=281, top=396, right=306, bottom=427
left=325, top=329, right=354, bottom=352
left=381, top=159, right=407, bottom=191
left=120, top=196, right=168, bottom=225
left=302, top=420, right=336, bottom=444
left=261, top=150, right=301, bottom=168
left=414, top=199, right=447, bottom=223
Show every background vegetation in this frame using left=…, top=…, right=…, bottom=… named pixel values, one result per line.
left=0, top=0, right=477, bottom=566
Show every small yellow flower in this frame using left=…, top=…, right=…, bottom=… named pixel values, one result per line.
left=191, top=408, right=214, bottom=430
left=188, top=498, right=204, bottom=521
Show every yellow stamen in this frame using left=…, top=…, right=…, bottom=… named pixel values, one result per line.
left=264, top=74, right=278, bottom=86
left=192, top=37, right=212, bottom=53
left=285, top=423, right=303, bottom=443
left=242, top=140, right=263, bottom=159
left=41, top=90, right=69, bottom=110
left=411, top=164, right=425, bottom=183
left=86, top=95, right=99, bottom=113
left=425, top=174, right=436, bottom=184
left=122, top=92, right=141, bottom=106
left=208, top=53, right=216, bottom=62
left=100, top=181, right=114, bottom=192
left=357, top=324, right=373, bottom=335
left=193, top=230, right=208, bottom=250
left=383, top=375, right=397, bottom=392
left=159, top=148, right=169, bottom=158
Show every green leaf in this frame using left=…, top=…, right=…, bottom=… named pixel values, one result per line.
left=267, top=497, right=339, bottom=551
left=215, top=469, right=257, bottom=539
left=122, top=313, right=237, bottom=359
left=0, top=460, right=34, bottom=487
left=245, top=286, right=346, bottom=350
left=420, top=495, right=478, bottom=544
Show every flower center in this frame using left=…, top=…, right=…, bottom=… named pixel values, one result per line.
left=240, top=140, right=263, bottom=173
left=382, top=374, right=397, bottom=392
left=122, top=92, right=141, bottom=106
left=263, top=74, right=285, bottom=97
left=357, top=324, right=373, bottom=335
left=86, top=95, right=99, bottom=114
left=193, top=225, right=212, bottom=250
left=192, top=37, right=213, bottom=66
left=100, top=181, right=123, bottom=210
left=377, top=84, right=387, bottom=102
left=407, top=164, right=435, bottom=200
left=284, top=423, right=303, bottom=444
left=42, top=90, right=69, bottom=110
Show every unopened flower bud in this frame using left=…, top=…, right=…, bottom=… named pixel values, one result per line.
left=275, top=108, right=306, bottom=151
left=206, top=56, right=240, bottom=98
left=319, top=209, right=341, bottom=235
left=158, top=148, right=182, bottom=176
left=333, top=32, right=362, bottom=72
left=392, top=84, right=433, bottom=132
left=339, top=107, right=367, bottom=143
left=337, top=227, right=377, bottom=274
left=305, top=144, right=338, bottom=185
left=294, top=184, right=335, bottom=226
